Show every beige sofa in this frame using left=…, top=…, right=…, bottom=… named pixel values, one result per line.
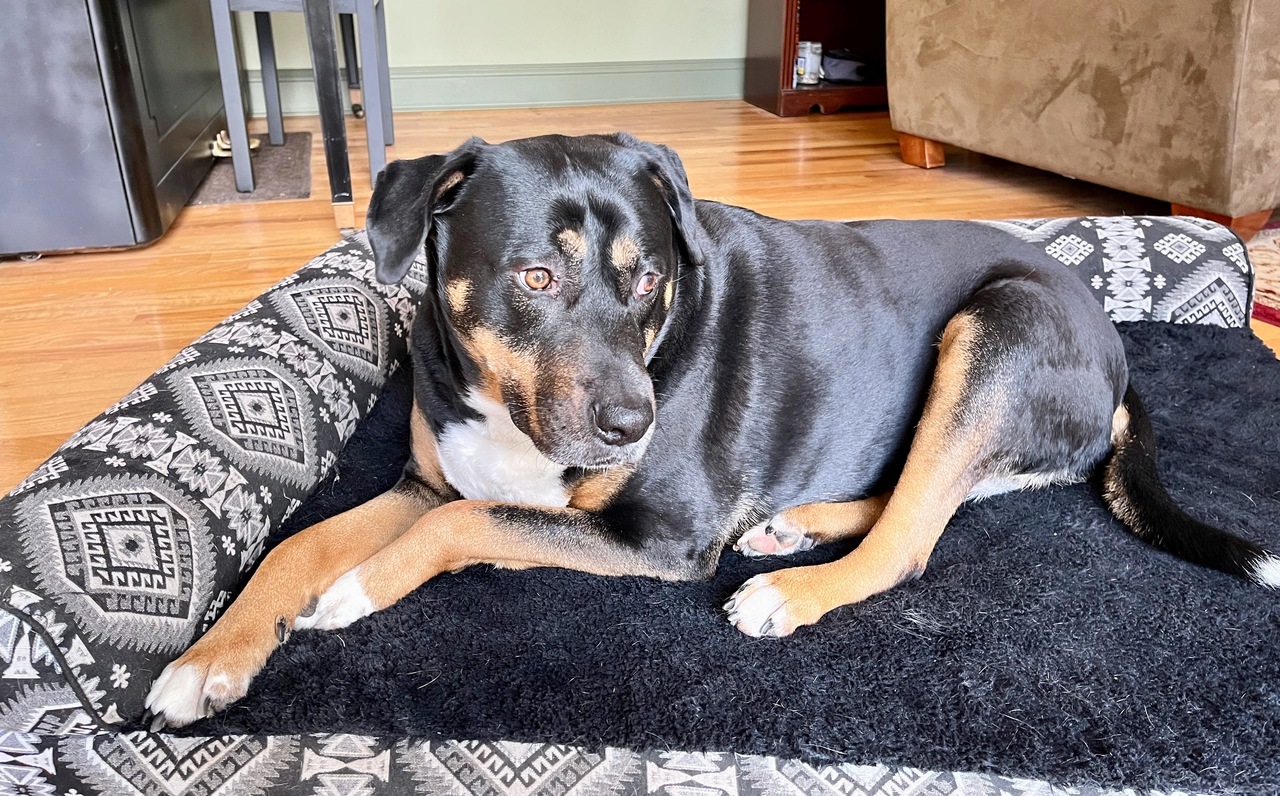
left=886, top=0, right=1280, bottom=239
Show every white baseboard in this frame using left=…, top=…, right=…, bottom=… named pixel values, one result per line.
left=243, top=58, right=745, bottom=116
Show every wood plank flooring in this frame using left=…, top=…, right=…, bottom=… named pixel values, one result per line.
left=0, top=100, right=1274, bottom=492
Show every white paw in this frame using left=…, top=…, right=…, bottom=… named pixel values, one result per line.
left=145, top=662, right=248, bottom=729
left=293, top=567, right=375, bottom=631
left=734, top=515, right=815, bottom=557
left=723, top=574, right=796, bottom=638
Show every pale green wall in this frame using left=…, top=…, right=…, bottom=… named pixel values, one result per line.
left=236, top=1, right=747, bottom=69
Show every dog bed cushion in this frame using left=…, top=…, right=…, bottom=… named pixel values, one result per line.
left=0, top=216, right=1265, bottom=796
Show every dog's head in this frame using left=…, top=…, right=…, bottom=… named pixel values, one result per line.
left=367, top=133, right=707, bottom=468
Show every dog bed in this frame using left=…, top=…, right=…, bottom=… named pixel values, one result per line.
left=0, top=216, right=1270, bottom=796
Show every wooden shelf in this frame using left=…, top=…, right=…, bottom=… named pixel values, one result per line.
left=780, top=82, right=888, bottom=116
left=745, top=0, right=887, bottom=117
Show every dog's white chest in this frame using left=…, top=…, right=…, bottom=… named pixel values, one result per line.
left=436, top=391, right=569, bottom=507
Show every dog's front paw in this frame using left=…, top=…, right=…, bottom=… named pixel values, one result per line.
left=724, top=570, right=826, bottom=638
left=145, top=655, right=253, bottom=729
left=734, top=515, right=816, bottom=557
left=293, top=567, right=375, bottom=631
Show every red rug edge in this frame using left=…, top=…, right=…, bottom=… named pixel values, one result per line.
left=1252, top=301, right=1280, bottom=326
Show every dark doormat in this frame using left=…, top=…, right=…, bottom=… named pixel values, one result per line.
left=188, top=323, right=1280, bottom=795
left=188, top=132, right=312, bottom=205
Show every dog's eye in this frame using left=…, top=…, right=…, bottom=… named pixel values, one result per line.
left=636, top=272, right=662, bottom=297
left=522, top=268, right=554, bottom=291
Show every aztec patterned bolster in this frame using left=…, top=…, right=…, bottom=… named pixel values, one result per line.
left=0, top=218, right=1254, bottom=796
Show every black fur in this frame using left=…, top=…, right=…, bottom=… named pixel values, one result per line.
left=1105, top=384, right=1274, bottom=581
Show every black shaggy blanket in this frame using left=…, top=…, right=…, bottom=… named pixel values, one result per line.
left=191, top=323, right=1280, bottom=794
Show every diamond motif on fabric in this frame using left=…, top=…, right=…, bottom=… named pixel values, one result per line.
left=169, top=358, right=319, bottom=490
left=295, top=290, right=378, bottom=363
left=193, top=370, right=307, bottom=465
left=45, top=491, right=191, bottom=618
left=16, top=477, right=216, bottom=653
left=1044, top=234, right=1093, bottom=266
left=270, top=278, right=389, bottom=385
left=1153, top=233, right=1206, bottom=264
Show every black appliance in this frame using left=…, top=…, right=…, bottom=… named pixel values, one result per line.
left=0, top=0, right=225, bottom=256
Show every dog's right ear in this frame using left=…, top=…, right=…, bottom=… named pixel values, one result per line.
left=366, top=138, right=485, bottom=284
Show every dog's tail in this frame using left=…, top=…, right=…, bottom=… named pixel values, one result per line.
left=1102, top=384, right=1279, bottom=587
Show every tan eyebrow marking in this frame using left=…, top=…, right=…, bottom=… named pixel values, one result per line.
left=610, top=236, right=641, bottom=274
left=556, top=228, right=586, bottom=262
left=663, top=278, right=675, bottom=309
left=446, top=278, right=472, bottom=314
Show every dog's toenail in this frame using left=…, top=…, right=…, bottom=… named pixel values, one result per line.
left=201, top=696, right=212, bottom=717
left=275, top=616, right=289, bottom=643
left=150, top=713, right=166, bottom=733
left=760, top=619, right=774, bottom=635
left=724, top=597, right=738, bottom=612
left=299, top=596, right=318, bottom=617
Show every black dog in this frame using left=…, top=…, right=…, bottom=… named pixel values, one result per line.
left=147, top=133, right=1278, bottom=727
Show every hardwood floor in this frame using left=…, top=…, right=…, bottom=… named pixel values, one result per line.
left=0, top=100, right=1275, bottom=492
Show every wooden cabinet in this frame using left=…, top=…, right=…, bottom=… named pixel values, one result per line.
left=744, top=0, right=887, bottom=116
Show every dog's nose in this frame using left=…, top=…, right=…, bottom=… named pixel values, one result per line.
left=592, top=401, right=653, bottom=446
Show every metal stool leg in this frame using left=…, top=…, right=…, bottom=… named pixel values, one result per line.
left=210, top=0, right=254, bottom=192
left=375, top=0, right=394, bottom=145
left=355, top=0, right=387, bottom=184
left=340, top=14, right=359, bottom=89
left=254, top=12, right=285, bottom=146
left=339, top=13, right=364, bottom=118
left=302, top=0, right=354, bottom=230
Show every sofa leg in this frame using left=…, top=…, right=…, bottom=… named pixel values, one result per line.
left=1170, top=204, right=1272, bottom=242
left=897, top=133, right=946, bottom=169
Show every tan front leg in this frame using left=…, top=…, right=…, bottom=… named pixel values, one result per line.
left=295, top=499, right=696, bottom=632
left=145, top=482, right=437, bottom=727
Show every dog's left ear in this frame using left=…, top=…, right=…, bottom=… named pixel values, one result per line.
left=610, top=134, right=707, bottom=266
left=365, top=138, right=485, bottom=284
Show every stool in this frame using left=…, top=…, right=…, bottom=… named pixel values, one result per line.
left=209, top=0, right=393, bottom=199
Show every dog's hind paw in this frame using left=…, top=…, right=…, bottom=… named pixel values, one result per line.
left=734, top=515, right=816, bottom=557
left=293, top=567, right=375, bottom=631
left=724, top=574, right=798, bottom=637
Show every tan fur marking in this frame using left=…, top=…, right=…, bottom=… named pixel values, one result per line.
left=446, top=279, right=472, bottom=315
left=355, top=501, right=679, bottom=610
left=463, top=327, right=541, bottom=435
left=663, top=278, right=675, bottom=309
left=777, top=494, right=890, bottom=543
left=557, top=228, right=586, bottom=262
left=157, top=485, right=438, bottom=703
left=644, top=325, right=658, bottom=352
left=610, top=236, right=641, bottom=274
left=409, top=399, right=449, bottom=494
left=1111, top=404, right=1130, bottom=446
left=436, top=169, right=465, bottom=199
left=568, top=465, right=635, bottom=512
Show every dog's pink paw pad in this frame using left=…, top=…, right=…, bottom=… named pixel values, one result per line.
left=734, top=516, right=815, bottom=557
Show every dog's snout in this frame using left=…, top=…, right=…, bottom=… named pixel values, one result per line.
left=592, top=400, right=653, bottom=446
